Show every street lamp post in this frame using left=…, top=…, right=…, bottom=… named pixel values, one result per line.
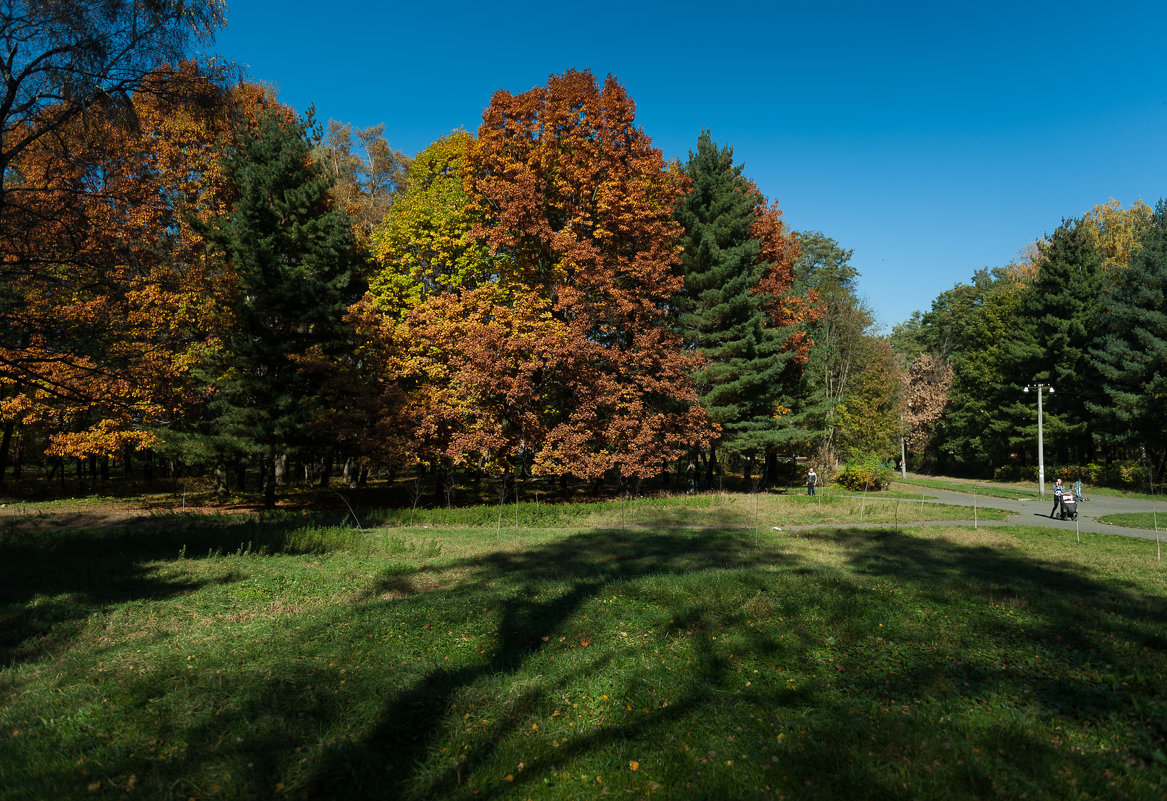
left=1023, top=383, right=1054, bottom=498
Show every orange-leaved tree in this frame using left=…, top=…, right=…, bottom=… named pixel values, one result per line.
left=358, top=72, right=714, bottom=490
left=464, top=70, right=713, bottom=484
left=0, top=64, right=274, bottom=475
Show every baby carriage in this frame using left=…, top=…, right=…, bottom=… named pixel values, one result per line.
left=1058, top=491, right=1078, bottom=521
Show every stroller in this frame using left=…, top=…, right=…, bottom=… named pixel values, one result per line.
left=1057, top=491, right=1078, bottom=521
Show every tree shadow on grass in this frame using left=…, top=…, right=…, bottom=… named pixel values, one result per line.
left=297, top=525, right=1167, bottom=801
left=0, top=517, right=356, bottom=666
left=9, top=523, right=1166, bottom=800
left=298, top=527, right=794, bottom=799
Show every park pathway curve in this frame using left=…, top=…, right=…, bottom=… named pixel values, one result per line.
left=900, top=482, right=1167, bottom=543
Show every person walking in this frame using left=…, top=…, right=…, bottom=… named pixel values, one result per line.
left=807, top=467, right=818, bottom=496
left=1050, top=478, right=1065, bottom=518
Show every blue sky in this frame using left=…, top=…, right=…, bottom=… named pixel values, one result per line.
left=207, top=1, right=1167, bottom=329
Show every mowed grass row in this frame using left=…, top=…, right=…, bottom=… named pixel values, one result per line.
left=1, top=500, right=1164, bottom=801
left=0, top=488, right=1006, bottom=536
left=370, top=490, right=1009, bottom=530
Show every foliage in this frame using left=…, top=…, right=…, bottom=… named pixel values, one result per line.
left=672, top=131, right=807, bottom=475
left=902, top=352, right=953, bottom=454
left=831, top=337, right=903, bottom=458
left=0, top=0, right=225, bottom=401
left=0, top=64, right=270, bottom=465
left=1079, top=198, right=1154, bottom=274
left=316, top=120, right=410, bottom=245
left=367, top=131, right=489, bottom=314
left=191, top=107, right=365, bottom=507
left=1088, top=200, right=1167, bottom=474
left=832, top=455, right=895, bottom=490
left=792, top=231, right=896, bottom=466
left=363, top=70, right=715, bottom=482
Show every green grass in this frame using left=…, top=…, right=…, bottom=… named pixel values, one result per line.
left=367, top=491, right=1007, bottom=530
left=1096, top=512, right=1167, bottom=531
left=896, top=474, right=1166, bottom=504
left=2, top=497, right=1165, bottom=801
left=892, top=476, right=1040, bottom=501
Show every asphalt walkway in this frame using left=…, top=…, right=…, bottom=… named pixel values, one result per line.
left=903, top=484, right=1167, bottom=542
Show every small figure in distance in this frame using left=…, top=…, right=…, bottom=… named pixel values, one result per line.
left=1050, top=477, right=1065, bottom=518
left=807, top=467, right=818, bottom=496
left=1073, top=478, right=1086, bottom=502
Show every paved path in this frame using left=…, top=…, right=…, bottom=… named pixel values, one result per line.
left=904, top=484, right=1167, bottom=542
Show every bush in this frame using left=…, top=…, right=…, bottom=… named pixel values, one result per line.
left=992, top=464, right=1037, bottom=482
left=834, top=457, right=894, bottom=491
left=993, top=461, right=1149, bottom=490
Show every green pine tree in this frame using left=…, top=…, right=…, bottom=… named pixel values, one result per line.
left=192, top=108, right=365, bottom=508
left=990, top=219, right=1102, bottom=466
left=1089, top=199, right=1167, bottom=474
left=674, top=131, right=802, bottom=485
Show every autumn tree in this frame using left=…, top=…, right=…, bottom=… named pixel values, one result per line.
left=901, top=352, right=953, bottom=458
left=192, top=108, right=365, bottom=508
left=1079, top=198, right=1154, bottom=274
left=368, top=131, right=490, bottom=313
left=790, top=231, right=882, bottom=467
left=673, top=131, right=806, bottom=485
left=448, top=70, right=714, bottom=485
left=1, top=1, right=225, bottom=388
left=0, top=63, right=272, bottom=483
left=317, top=120, right=410, bottom=245
left=833, top=337, right=903, bottom=459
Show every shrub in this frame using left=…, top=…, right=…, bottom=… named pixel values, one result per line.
left=994, top=462, right=1148, bottom=489
left=993, top=464, right=1037, bottom=482
left=834, top=457, right=894, bottom=491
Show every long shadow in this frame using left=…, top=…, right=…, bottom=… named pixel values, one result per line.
left=301, top=527, right=796, bottom=799
left=0, top=515, right=355, bottom=666
left=300, top=525, right=1167, bottom=800
left=799, top=527, right=1167, bottom=726
left=10, top=522, right=1166, bottom=799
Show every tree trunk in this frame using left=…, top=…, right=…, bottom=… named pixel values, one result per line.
left=263, top=451, right=277, bottom=510
left=764, top=451, right=777, bottom=487
left=319, top=453, right=333, bottom=488
left=12, top=430, right=22, bottom=482
left=0, top=421, right=13, bottom=486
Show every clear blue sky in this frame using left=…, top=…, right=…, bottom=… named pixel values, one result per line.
left=207, top=0, right=1167, bottom=329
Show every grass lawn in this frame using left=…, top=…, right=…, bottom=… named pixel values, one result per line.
left=1, top=495, right=1164, bottom=801
left=895, top=474, right=1165, bottom=505
left=891, top=476, right=1040, bottom=502
left=1095, top=512, right=1167, bottom=532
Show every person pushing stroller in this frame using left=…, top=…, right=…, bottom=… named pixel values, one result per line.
left=1050, top=478, right=1065, bottom=518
